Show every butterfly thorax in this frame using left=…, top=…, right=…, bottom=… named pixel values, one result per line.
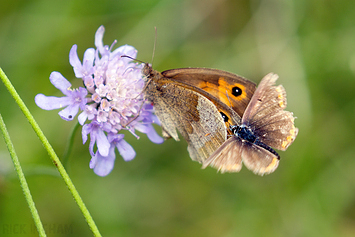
left=231, top=124, right=280, bottom=159
left=231, top=125, right=256, bottom=143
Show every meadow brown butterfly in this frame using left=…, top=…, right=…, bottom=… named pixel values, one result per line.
left=142, top=64, right=297, bottom=175
left=142, top=64, right=254, bottom=162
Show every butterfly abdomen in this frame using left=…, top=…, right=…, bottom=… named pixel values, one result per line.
left=254, top=140, right=280, bottom=159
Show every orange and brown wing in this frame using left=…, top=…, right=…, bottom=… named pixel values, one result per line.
left=162, top=68, right=256, bottom=117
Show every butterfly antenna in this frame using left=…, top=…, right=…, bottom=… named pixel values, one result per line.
left=137, top=27, right=156, bottom=97
left=121, top=55, right=145, bottom=64
left=151, top=26, right=157, bottom=65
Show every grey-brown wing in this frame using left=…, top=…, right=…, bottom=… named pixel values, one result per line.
left=202, top=136, right=242, bottom=173
left=145, top=78, right=227, bottom=163
left=241, top=142, right=279, bottom=175
left=202, top=136, right=279, bottom=175
left=242, top=73, right=298, bottom=151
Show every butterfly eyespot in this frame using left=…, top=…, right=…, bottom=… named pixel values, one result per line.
left=232, top=86, right=242, bottom=97
left=220, top=112, right=229, bottom=122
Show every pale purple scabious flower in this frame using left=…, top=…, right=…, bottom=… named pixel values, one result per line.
left=35, top=25, right=163, bottom=176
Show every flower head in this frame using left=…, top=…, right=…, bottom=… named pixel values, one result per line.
left=35, top=25, right=163, bottom=176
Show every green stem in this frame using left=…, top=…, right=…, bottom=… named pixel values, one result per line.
left=0, top=68, right=102, bottom=237
left=0, top=114, right=47, bottom=237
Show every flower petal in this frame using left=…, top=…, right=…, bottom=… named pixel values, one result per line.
left=95, top=26, right=105, bottom=53
left=83, top=48, right=95, bottom=70
left=78, top=111, right=88, bottom=125
left=49, top=72, right=72, bottom=95
left=115, top=139, right=136, bottom=161
left=133, top=123, right=149, bottom=133
left=69, top=45, right=83, bottom=78
left=35, top=94, right=71, bottom=110
left=146, top=125, right=164, bottom=144
left=96, top=128, right=110, bottom=157
left=58, top=103, right=80, bottom=121
left=90, top=146, right=116, bottom=176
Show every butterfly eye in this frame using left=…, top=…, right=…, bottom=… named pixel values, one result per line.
left=220, top=112, right=229, bottom=122
left=232, top=86, right=242, bottom=97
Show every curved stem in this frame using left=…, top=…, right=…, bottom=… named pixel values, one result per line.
left=0, top=114, right=47, bottom=237
left=0, top=68, right=102, bottom=237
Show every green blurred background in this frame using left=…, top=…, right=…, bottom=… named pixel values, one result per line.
left=0, top=0, right=354, bottom=236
